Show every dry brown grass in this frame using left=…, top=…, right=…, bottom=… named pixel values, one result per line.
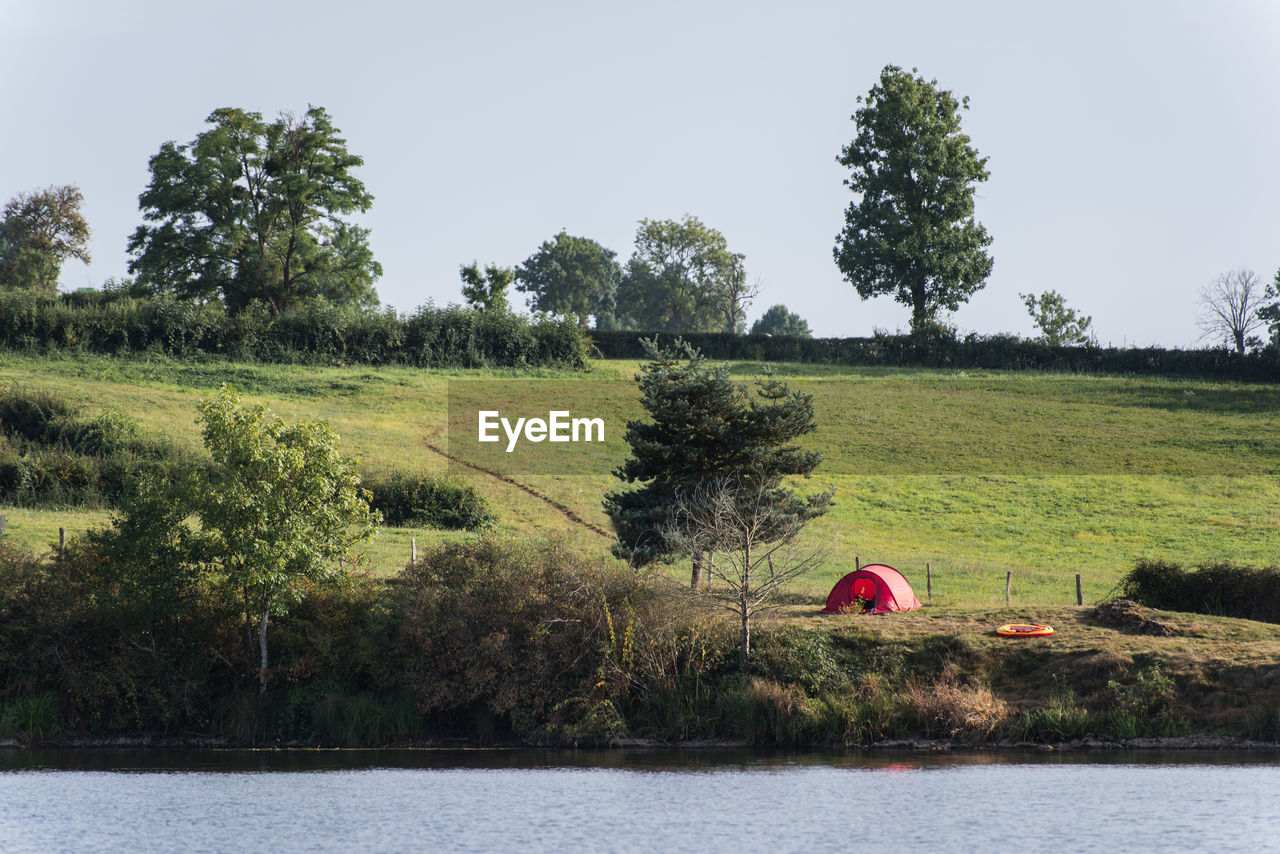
left=903, top=666, right=1009, bottom=741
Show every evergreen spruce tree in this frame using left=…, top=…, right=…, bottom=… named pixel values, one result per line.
left=604, top=338, right=829, bottom=585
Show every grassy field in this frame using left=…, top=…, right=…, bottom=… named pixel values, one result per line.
left=2, top=351, right=1277, bottom=606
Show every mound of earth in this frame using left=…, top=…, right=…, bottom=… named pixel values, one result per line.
left=1089, top=599, right=1178, bottom=636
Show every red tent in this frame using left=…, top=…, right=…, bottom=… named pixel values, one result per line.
left=821, top=564, right=922, bottom=614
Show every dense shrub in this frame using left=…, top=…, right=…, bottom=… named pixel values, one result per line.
left=0, top=386, right=79, bottom=445
left=590, top=330, right=1280, bottom=381
left=0, top=290, right=591, bottom=369
left=395, top=537, right=645, bottom=742
left=0, top=536, right=233, bottom=737
left=0, top=387, right=198, bottom=508
left=366, top=472, right=496, bottom=529
left=1118, top=558, right=1280, bottom=623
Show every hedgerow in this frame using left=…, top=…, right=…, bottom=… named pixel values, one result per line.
left=0, top=289, right=590, bottom=369
left=590, top=330, right=1280, bottom=380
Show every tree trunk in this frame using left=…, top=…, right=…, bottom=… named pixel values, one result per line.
left=740, top=541, right=751, bottom=665
left=1235, top=329, right=1245, bottom=355
left=243, top=588, right=256, bottom=661
left=691, top=550, right=702, bottom=589
left=911, top=284, right=929, bottom=334
left=258, top=603, right=270, bottom=695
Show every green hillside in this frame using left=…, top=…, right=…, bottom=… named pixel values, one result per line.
left=2, top=351, right=1277, bottom=606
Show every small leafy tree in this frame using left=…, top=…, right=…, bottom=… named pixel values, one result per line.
left=1199, top=268, right=1265, bottom=354
left=106, top=386, right=378, bottom=696
left=834, top=66, right=992, bottom=333
left=515, top=231, right=620, bottom=327
left=193, top=387, right=378, bottom=693
left=663, top=474, right=829, bottom=664
left=1021, top=290, right=1094, bottom=346
left=750, top=304, right=811, bottom=338
left=0, top=185, right=91, bottom=293
left=460, top=261, right=513, bottom=313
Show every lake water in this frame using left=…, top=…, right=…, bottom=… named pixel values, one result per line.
left=2, top=749, right=1279, bottom=852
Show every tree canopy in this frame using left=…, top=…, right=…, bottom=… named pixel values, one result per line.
left=750, top=304, right=811, bottom=338
left=0, top=185, right=91, bottom=293
left=128, top=106, right=381, bottom=314
left=834, top=65, right=993, bottom=333
left=514, top=231, right=620, bottom=327
left=614, top=216, right=752, bottom=333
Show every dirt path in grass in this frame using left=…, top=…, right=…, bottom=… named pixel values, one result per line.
left=421, top=440, right=612, bottom=539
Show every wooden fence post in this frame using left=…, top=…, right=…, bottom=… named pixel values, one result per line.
left=411, top=537, right=417, bottom=564
left=0, top=513, right=6, bottom=537
left=1005, top=571, right=1011, bottom=605
left=855, top=555, right=860, bottom=570
left=59, top=526, right=65, bottom=556
left=1076, top=574, right=1083, bottom=606
left=926, top=562, right=932, bottom=601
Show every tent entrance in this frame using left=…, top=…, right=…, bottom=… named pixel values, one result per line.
left=850, top=577, right=877, bottom=608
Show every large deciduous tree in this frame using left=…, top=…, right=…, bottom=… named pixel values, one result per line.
left=834, top=65, right=993, bottom=334
left=128, top=106, right=381, bottom=314
left=615, top=216, right=754, bottom=333
left=604, top=339, right=829, bottom=588
left=515, top=231, right=620, bottom=327
left=0, top=185, right=91, bottom=293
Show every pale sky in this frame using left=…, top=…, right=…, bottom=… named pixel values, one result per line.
left=4, top=0, right=1279, bottom=347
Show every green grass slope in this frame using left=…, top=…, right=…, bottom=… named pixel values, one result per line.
left=2, top=352, right=1276, bottom=606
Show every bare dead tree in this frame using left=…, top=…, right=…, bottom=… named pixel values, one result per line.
left=1199, top=268, right=1266, bottom=354
left=662, top=475, right=831, bottom=664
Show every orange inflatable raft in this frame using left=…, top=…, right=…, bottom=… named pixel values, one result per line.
left=996, top=623, right=1054, bottom=638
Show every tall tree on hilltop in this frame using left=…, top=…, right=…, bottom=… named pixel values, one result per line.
left=604, top=338, right=829, bottom=587
left=515, top=231, right=620, bottom=327
left=128, top=106, right=381, bottom=314
left=834, top=65, right=993, bottom=335
left=0, top=185, right=91, bottom=293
